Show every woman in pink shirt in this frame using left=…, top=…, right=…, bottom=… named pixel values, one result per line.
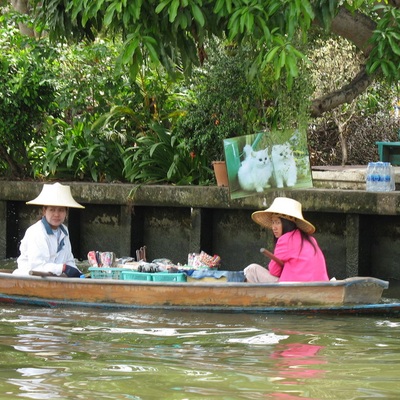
left=244, top=197, right=329, bottom=283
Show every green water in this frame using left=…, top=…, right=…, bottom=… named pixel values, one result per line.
left=0, top=306, right=399, bottom=399
left=1, top=258, right=400, bottom=399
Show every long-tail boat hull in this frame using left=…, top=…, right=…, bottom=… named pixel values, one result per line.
left=0, top=273, right=397, bottom=314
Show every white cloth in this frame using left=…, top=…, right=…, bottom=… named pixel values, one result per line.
left=244, top=264, right=279, bottom=283
left=14, top=217, right=78, bottom=276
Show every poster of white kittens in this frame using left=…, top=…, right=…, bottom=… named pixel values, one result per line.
left=223, top=130, right=313, bottom=200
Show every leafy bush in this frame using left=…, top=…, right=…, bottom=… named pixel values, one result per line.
left=32, top=116, right=125, bottom=182
left=123, top=123, right=212, bottom=185
left=0, top=21, right=57, bottom=178
left=2, top=9, right=399, bottom=183
left=173, top=42, right=272, bottom=162
left=52, top=39, right=142, bottom=124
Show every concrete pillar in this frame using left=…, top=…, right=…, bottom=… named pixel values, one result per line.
left=346, top=214, right=360, bottom=277
left=0, top=201, right=6, bottom=259
left=120, top=205, right=132, bottom=256
left=189, top=207, right=202, bottom=254
left=189, top=207, right=214, bottom=256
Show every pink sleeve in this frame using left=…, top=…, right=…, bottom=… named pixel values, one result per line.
left=267, top=234, right=292, bottom=277
left=268, top=260, right=283, bottom=277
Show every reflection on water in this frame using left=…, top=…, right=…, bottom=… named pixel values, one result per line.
left=271, top=343, right=326, bottom=380
left=0, top=306, right=399, bottom=399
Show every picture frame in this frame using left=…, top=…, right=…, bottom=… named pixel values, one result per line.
left=223, top=130, right=313, bottom=200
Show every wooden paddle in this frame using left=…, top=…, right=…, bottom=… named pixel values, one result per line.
left=29, top=271, right=57, bottom=277
left=260, top=248, right=284, bottom=267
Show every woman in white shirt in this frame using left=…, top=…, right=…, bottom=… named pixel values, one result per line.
left=14, top=183, right=84, bottom=277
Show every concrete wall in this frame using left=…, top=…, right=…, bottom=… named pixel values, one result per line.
left=1, top=181, right=400, bottom=281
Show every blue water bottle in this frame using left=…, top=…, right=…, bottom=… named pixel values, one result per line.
left=370, top=162, right=379, bottom=191
left=384, top=162, right=391, bottom=191
left=375, top=162, right=384, bottom=191
left=366, top=162, right=374, bottom=191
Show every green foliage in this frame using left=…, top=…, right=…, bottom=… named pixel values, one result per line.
left=275, top=69, right=313, bottom=132
left=0, top=20, right=57, bottom=178
left=32, top=116, right=125, bottom=182
left=173, top=42, right=274, bottom=161
left=3, top=0, right=400, bottom=184
left=0, top=8, right=214, bottom=184
left=34, top=0, right=102, bottom=42
left=92, top=65, right=187, bottom=136
left=51, top=39, right=134, bottom=122
left=34, top=0, right=317, bottom=88
left=312, top=0, right=340, bottom=30
left=367, top=4, right=400, bottom=83
left=0, top=16, right=137, bottom=181
left=123, top=123, right=212, bottom=185
left=29, top=0, right=400, bottom=107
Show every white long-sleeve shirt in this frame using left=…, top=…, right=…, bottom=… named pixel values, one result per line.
left=14, top=217, right=78, bottom=276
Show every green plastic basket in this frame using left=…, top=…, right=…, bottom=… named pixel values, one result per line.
left=121, top=271, right=187, bottom=282
left=89, top=267, right=125, bottom=280
left=152, top=272, right=187, bottom=282
left=120, top=271, right=153, bottom=281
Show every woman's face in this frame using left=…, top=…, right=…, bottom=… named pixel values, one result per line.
left=43, top=206, right=67, bottom=229
left=271, top=215, right=283, bottom=238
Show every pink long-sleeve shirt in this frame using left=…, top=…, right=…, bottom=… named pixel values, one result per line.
left=268, top=229, right=329, bottom=282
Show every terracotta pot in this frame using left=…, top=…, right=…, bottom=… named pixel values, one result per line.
left=212, top=161, right=229, bottom=187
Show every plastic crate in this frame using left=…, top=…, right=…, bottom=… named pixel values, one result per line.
left=120, top=271, right=153, bottom=281
left=89, top=267, right=126, bottom=280
left=120, top=271, right=187, bottom=282
left=151, top=272, right=187, bottom=282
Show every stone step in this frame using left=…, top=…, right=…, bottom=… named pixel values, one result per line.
left=312, top=165, right=400, bottom=190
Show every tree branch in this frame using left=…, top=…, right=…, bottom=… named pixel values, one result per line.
left=311, top=7, right=376, bottom=117
left=311, top=68, right=373, bottom=117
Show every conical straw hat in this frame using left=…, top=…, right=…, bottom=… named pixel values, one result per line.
left=251, top=197, right=315, bottom=234
left=27, top=183, right=84, bottom=209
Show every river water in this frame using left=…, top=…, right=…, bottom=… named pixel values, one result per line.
left=1, top=303, right=400, bottom=400
left=1, top=256, right=400, bottom=399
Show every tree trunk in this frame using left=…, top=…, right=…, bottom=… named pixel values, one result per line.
left=339, top=129, right=348, bottom=166
left=10, top=0, right=35, bottom=37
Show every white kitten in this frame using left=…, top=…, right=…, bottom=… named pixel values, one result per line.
left=238, top=144, right=272, bottom=192
left=271, top=143, right=297, bottom=188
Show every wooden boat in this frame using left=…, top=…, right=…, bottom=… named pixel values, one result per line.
left=0, top=271, right=398, bottom=314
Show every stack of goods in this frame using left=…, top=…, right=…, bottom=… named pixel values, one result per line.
left=135, top=246, right=147, bottom=262
left=187, top=251, right=221, bottom=269
left=87, top=251, right=116, bottom=268
left=183, top=251, right=231, bottom=282
left=181, top=251, right=243, bottom=282
left=88, top=252, right=187, bottom=282
left=120, top=258, right=187, bottom=282
left=86, top=250, right=239, bottom=282
left=88, top=250, right=126, bottom=279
